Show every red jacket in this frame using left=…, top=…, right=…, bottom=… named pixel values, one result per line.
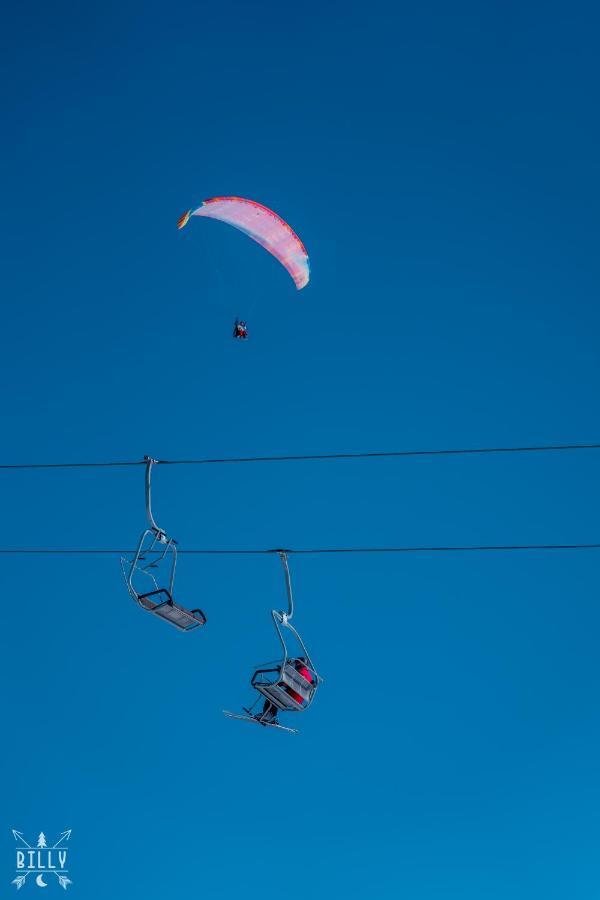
left=287, top=664, right=313, bottom=706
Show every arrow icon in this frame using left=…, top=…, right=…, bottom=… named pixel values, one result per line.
left=52, top=830, right=71, bottom=848
left=12, top=831, right=32, bottom=849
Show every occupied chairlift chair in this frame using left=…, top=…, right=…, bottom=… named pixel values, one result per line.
left=224, top=552, right=320, bottom=733
left=121, top=457, right=207, bottom=632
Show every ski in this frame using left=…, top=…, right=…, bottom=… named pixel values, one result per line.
left=223, top=710, right=298, bottom=734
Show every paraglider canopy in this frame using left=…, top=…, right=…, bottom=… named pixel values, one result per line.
left=178, top=197, right=310, bottom=290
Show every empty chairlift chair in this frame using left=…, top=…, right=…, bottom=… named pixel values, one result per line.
left=121, top=457, right=207, bottom=632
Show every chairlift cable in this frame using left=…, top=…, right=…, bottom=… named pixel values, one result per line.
left=0, top=441, right=599, bottom=470
left=0, top=543, right=598, bottom=555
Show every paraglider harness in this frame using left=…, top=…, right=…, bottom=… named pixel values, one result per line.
left=224, top=552, right=320, bottom=733
left=121, top=457, right=207, bottom=632
left=233, top=319, right=248, bottom=340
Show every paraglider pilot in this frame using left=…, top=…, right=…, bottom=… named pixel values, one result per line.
left=233, top=320, right=248, bottom=340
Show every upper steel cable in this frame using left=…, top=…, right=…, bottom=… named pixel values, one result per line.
left=0, top=442, right=599, bottom=470
left=0, top=544, right=598, bottom=555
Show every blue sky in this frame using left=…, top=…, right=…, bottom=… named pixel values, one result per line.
left=1, top=1, right=600, bottom=897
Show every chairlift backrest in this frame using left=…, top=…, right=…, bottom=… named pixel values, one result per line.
left=252, top=657, right=318, bottom=713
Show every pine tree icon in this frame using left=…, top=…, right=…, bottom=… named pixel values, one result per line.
left=37, top=833, right=47, bottom=849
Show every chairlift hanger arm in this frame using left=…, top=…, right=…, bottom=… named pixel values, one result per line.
left=267, top=552, right=294, bottom=663
left=271, top=609, right=288, bottom=661
left=144, top=456, right=169, bottom=540
left=270, top=552, right=318, bottom=676
left=277, top=550, right=294, bottom=620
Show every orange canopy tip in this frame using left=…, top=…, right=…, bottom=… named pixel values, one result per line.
left=177, top=209, right=192, bottom=230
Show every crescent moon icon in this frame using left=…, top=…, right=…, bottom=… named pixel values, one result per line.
left=36, top=874, right=48, bottom=887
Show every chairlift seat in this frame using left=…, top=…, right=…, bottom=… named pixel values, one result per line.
left=137, top=589, right=207, bottom=632
left=252, top=660, right=316, bottom=712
